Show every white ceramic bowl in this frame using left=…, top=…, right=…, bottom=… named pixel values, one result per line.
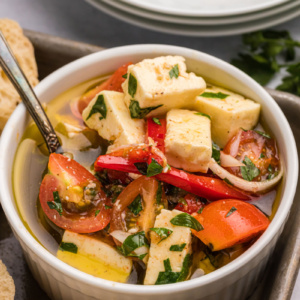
left=0, top=45, right=298, bottom=300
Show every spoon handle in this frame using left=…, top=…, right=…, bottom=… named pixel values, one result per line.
left=0, top=31, right=61, bottom=153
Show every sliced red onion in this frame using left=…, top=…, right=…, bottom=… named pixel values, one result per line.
left=247, top=190, right=277, bottom=216
left=209, top=159, right=283, bottom=193
left=190, top=268, right=205, bottom=279
left=220, top=151, right=245, bottom=167
left=110, top=230, right=131, bottom=244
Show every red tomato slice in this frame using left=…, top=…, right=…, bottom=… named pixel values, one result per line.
left=223, top=129, right=280, bottom=181
left=146, top=118, right=166, bottom=152
left=77, top=62, right=132, bottom=115
left=174, top=194, right=206, bottom=214
left=192, top=199, right=270, bottom=251
left=39, top=154, right=110, bottom=233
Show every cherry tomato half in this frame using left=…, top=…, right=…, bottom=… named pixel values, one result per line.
left=39, top=153, right=111, bottom=233
left=192, top=199, right=270, bottom=251
left=174, top=194, right=206, bottom=215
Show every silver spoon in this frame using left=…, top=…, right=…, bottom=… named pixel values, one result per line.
left=0, top=31, right=61, bottom=153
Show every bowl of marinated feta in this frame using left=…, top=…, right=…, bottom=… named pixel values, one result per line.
left=0, top=45, right=297, bottom=300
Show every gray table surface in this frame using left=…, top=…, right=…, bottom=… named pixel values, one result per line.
left=0, top=0, right=299, bottom=299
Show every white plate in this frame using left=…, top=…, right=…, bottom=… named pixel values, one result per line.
left=86, top=0, right=300, bottom=37
left=123, top=0, right=288, bottom=17
left=104, top=0, right=300, bottom=26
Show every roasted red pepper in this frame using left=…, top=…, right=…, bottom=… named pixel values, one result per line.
left=146, top=118, right=166, bottom=152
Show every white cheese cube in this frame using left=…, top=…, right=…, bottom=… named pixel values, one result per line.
left=193, top=86, right=260, bottom=148
left=57, top=231, right=132, bottom=283
left=165, top=109, right=212, bottom=173
left=122, top=56, right=206, bottom=117
left=144, top=209, right=192, bottom=285
left=82, top=91, right=145, bottom=152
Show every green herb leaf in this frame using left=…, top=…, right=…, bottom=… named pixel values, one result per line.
left=152, top=118, right=161, bottom=125
left=150, top=227, right=173, bottom=243
left=200, top=92, right=229, bottom=99
left=122, top=73, right=128, bottom=79
left=194, top=112, right=211, bottom=119
left=147, top=158, right=163, bottom=177
left=59, top=242, right=78, bottom=254
left=128, top=194, right=143, bottom=215
left=254, top=130, right=271, bottom=139
left=224, top=178, right=233, bottom=186
left=212, top=142, right=221, bottom=164
left=240, top=156, right=260, bottom=181
left=169, top=243, right=186, bottom=252
left=277, top=62, right=300, bottom=96
left=129, top=100, right=163, bottom=119
left=47, top=191, right=63, bottom=215
left=197, top=207, right=204, bottom=214
left=86, top=94, right=107, bottom=121
left=170, top=213, right=203, bottom=231
left=169, top=64, right=179, bottom=79
left=259, top=153, right=265, bottom=159
left=156, top=182, right=162, bottom=204
left=105, top=205, right=112, bottom=209
left=225, top=206, right=237, bottom=218
left=178, top=197, right=187, bottom=206
left=134, top=162, right=148, bottom=175
left=95, top=209, right=100, bottom=216
left=155, top=254, right=192, bottom=285
left=128, top=73, right=137, bottom=98
left=118, top=231, right=149, bottom=258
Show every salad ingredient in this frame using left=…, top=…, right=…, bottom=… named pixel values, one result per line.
left=192, top=199, right=270, bottom=251
left=144, top=209, right=192, bottom=285
left=122, top=56, right=206, bottom=117
left=220, top=151, right=245, bottom=168
left=39, top=154, right=110, bottom=233
left=82, top=91, right=145, bottom=152
left=94, top=148, right=250, bottom=200
left=57, top=231, right=132, bottom=282
left=77, top=62, right=131, bottom=114
left=193, top=85, right=260, bottom=148
left=209, top=159, right=283, bottom=193
left=165, top=109, right=212, bottom=173
left=146, top=118, right=166, bottom=152
left=174, top=194, right=206, bottom=215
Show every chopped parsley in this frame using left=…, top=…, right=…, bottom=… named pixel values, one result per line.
left=240, top=156, right=260, bottom=181
left=170, top=213, right=203, bottom=231
left=224, top=178, right=233, bottom=186
left=128, top=73, right=137, bottom=98
left=59, top=242, right=78, bottom=254
left=147, top=158, right=163, bottom=177
left=259, top=153, right=265, bottom=159
left=122, top=73, right=128, bottom=79
left=105, top=205, right=112, bottom=210
left=86, top=94, right=107, bottom=121
left=225, top=206, right=237, bottom=218
left=255, top=130, right=271, bottom=139
left=169, top=243, right=186, bottom=252
left=194, top=112, right=211, bottom=119
left=197, top=207, right=204, bottom=214
left=118, top=231, right=149, bottom=260
left=169, top=64, right=179, bottom=79
left=150, top=227, right=173, bottom=244
left=129, top=100, right=163, bottom=119
left=47, top=191, right=63, bottom=216
left=95, top=209, right=100, bottom=216
left=128, top=194, right=143, bottom=215
left=152, top=117, right=161, bottom=125
left=212, top=142, right=221, bottom=164
left=200, top=92, right=229, bottom=99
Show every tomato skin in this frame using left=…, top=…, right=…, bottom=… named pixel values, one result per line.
left=77, top=62, right=132, bottom=115
left=174, top=194, right=206, bottom=214
left=39, top=154, right=111, bottom=233
left=223, top=129, right=280, bottom=181
left=192, top=199, right=270, bottom=251
left=146, top=118, right=166, bottom=152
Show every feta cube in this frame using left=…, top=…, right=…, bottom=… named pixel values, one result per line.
left=165, top=109, right=212, bottom=173
left=144, top=209, right=192, bottom=285
left=122, top=56, right=206, bottom=117
left=82, top=91, right=145, bottom=152
left=57, top=231, right=132, bottom=283
left=193, top=85, right=260, bottom=148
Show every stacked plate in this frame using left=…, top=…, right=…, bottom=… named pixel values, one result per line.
left=85, top=0, right=300, bottom=36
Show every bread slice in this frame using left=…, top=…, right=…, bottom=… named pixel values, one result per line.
left=0, top=19, right=39, bottom=132
left=0, top=260, right=15, bottom=300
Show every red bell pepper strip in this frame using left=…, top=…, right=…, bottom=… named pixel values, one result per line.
left=146, top=118, right=166, bottom=152
left=94, top=154, right=250, bottom=201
